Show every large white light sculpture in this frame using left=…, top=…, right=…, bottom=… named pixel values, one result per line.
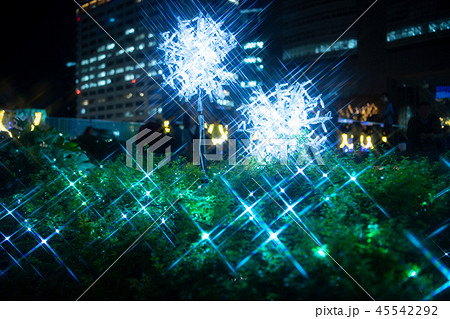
left=160, top=14, right=236, bottom=178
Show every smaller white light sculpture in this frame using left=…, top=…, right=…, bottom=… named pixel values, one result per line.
left=238, top=82, right=331, bottom=161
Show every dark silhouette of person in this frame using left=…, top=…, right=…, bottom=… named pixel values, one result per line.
left=77, top=126, right=98, bottom=158
left=382, top=93, right=395, bottom=126
left=381, top=93, right=395, bottom=144
left=407, top=102, right=443, bottom=154
left=83, top=126, right=95, bottom=137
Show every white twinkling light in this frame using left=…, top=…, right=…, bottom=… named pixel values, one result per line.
left=238, top=82, right=331, bottom=160
left=159, top=14, right=237, bottom=101
left=201, top=232, right=209, bottom=240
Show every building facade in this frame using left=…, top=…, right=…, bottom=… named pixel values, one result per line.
left=75, top=0, right=450, bottom=128
left=75, top=0, right=164, bottom=122
left=279, top=0, right=450, bottom=121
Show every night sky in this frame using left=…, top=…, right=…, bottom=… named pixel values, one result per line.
left=0, top=1, right=77, bottom=113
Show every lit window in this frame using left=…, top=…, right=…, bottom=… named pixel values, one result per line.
left=125, top=111, right=133, bottom=117
left=89, top=57, right=97, bottom=63
left=148, top=33, right=154, bottom=38
left=98, top=63, right=106, bottom=69
left=216, top=99, right=234, bottom=107
left=148, top=59, right=157, bottom=66
left=98, top=54, right=106, bottom=61
left=240, top=81, right=257, bottom=88
left=243, top=41, right=264, bottom=50
left=387, top=25, right=422, bottom=42
left=81, top=108, right=87, bottom=114
left=107, top=69, right=115, bottom=76
left=98, top=80, right=106, bottom=86
left=81, top=84, right=89, bottom=90
left=89, top=74, right=95, bottom=80
left=136, top=63, right=145, bottom=69
left=148, top=41, right=157, bottom=47
left=125, top=46, right=135, bottom=53
left=283, top=39, right=357, bottom=60
left=125, top=92, right=133, bottom=99
left=116, top=49, right=124, bottom=56
left=98, top=45, right=106, bottom=52
left=135, top=34, right=145, bottom=41
left=125, top=66, right=134, bottom=72
left=98, top=71, right=106, bottom=78
left=243, top=56, right=262, bottom=64
left=124, top=74, right=135, bottom=81
left=106, top=43, right=115, bottom=50
left=244, top=57, right=256, bottom=63
left=81, top=75, right=89, bottom=82
left=138, top=43, right=145, bottom=50
left=89, top=66, right=96, bottom=72
left=81, top=59, right=89, bottom=65
left=125, top=28, right=135, bottom=35
left=428, top=18, right=450, bottom=33
left=348, top=39, right=357, bottom=49
left=116, top=67, right=124, bottom=74
left=81, top=99, right=89, bottom=106
left=89, top=82, right=97, bottom=88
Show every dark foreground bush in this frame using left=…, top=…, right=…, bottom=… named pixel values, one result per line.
left=0, top=127, right=449, bottom=300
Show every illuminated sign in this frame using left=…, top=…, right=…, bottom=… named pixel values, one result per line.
left=339, top=133, right=377, bottom=152
left=339, top=133, right=354, bottom=152
left=436, top=86, right=450, bottom=99
left=0, top=110, right=12, bottom=137
left=204, top=123, right=229, bottom=145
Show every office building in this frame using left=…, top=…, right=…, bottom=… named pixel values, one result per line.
left=279, top=0, right=450, bottom=118
left=75, top=0, right=164, bottom=122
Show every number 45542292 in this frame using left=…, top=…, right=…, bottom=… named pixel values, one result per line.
left=376, top=306, right=437, bottom=316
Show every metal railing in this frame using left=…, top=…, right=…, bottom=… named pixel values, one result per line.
left=46, top=117, right=143, bottom=141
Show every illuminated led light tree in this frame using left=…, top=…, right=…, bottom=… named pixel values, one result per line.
left=238, top=82, right=331, bottom=161
left=160, top=15, right=236, bottom=178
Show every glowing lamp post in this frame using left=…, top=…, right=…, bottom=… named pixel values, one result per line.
left=160, top=15, right=236, bottom=179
